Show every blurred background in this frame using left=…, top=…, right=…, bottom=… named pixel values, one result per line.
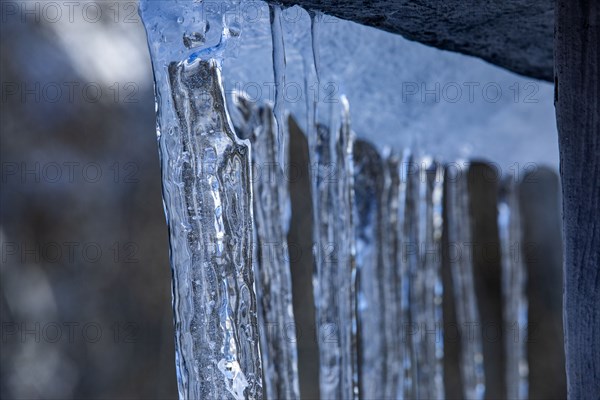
left=1, top=1, right=178, bottom=398
left=1, top=1, right=565, bottom=399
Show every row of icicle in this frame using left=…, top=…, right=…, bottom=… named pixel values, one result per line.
left=142, top=0, right=529, bottom=398
left=242, top=5, right=528, bottom=400
left=242, top=93, right=528, bottom=400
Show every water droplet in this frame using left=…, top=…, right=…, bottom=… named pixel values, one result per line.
left=177, top=16, right=184, bottom=24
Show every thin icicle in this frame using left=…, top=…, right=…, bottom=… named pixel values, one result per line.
left=312, top=101, right=358, bottom=399
left=407, top=157, right=439, bottom=400
left=382, top=152, right=404, bottom=399
left=310, top=11, right=322, bottom=84
left=313, top=119, right=338, bottom=398
left=420, top=160, right=445, bottom=400
left=307, top=8, right=322, bottom=237
left=353, top=139, right=386, bottom=400
left=499, top=178, right=529, bottom=400
left=407, top=157, right=446, bottom=399
left=430, top=162, right=445, bottom=400
left=269, top=4, right=288, bottom=171
left=411, top=157, right=429, bottom=400
left=404, top=153, right=421, bottom=399
left=446, top=162, right=485, bottom=400
left=399, top=151, right=416, bottom=399
left=336, top=98, right=360, bottom=400
left=305, top=11, right=358, bottom=400
left=234, top=94, right=300, bottom=400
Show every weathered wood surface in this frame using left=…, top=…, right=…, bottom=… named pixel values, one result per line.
left=555, top=1, right=600, bottom=398
left=270, top=0, right=554, bottom=81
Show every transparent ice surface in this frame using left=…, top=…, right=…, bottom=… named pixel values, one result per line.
left=139, top=1, right=546, bottom=399
left=353, top=139, right=386, bottom=399
left=219, top=3, right=558, bottom=170
left=234, top=95, right=300, bottom=400
left=499, top=179, right=529, bottom=400
left=412, top=159, right=445, bottom=400
left=446, top=164, right=486, bottom=400
left=140, top=2, right=263, bottom=398
left=312, top=104, right=359, bottom=399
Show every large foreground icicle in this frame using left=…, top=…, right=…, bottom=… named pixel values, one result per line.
left=499, top=178, right=528, bottom=400
left=169, top=57, right=262, bottom=400
left=235, top=95, right=300, bottom=400
left=446, top=163, right=485, bottom=400
left=140, top=1, right=263, bottom=397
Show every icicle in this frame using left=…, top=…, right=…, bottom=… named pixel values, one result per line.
left=313, top=119, right=340, bottom=398
left=382, top=152, right=404, bottom=399
left=420, top=159, right=445, bottom=400
left=446, top=162, right=485, bottom=400
left=499, top=178, right=529, bottom=400
left=140, top=1, right=262, bottom=398
left=404, top=153, right=421, bottom=399
left=269, top=4, right=288, bottom=171
left=409, top=157, right=445, bottom=400
left=353, top=139, right=386, bottom=400
left=398, top=150, right=415, bottom=399
left=430, top=162, right=446, bottom=400
left=411, top=157, right=427, bottom=400
left=170, top=58, right=262, bottom=400
left=234, top=94, right=300, bottom=400
left=306, top=10, right=324, bottom=175
left=299, top=10, right=319, bottom=168
left=303, top=9, right=358, bottom=399
left=311, top=99, right=358, bottom=399
left=310, top=11, right=323, bottom=84
left=336, top=98, right=360, bottom=400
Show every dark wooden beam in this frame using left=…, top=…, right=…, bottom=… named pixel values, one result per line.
left=271, top=0, right=554, bottom=81
left=554, top=0, right=600, bottom=397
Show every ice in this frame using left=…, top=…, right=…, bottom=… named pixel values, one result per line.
left=307, top=18, right=558, bottom=170
left=336, top=99, right=360, bottom=400
left=499, top=179, right=529, bottom=400
left=397, top=150, right=416, bottom=399
left=139, top=1, right=539, bottom=399
left=300, top=9, right=359, bottom=398
left=353, top=139, right=386, bottom=399
left=381, top=152, right=404, bottom=399
left=412, top=158, right=445, bottom=400
left=170, top=56, right=261, bottom=400
left=446, top=163, right=486, bottom=400
left=139, top=1, right=263, bottom=398
left=142, top=0, right=557, bottom=171
left=234, top=94, right=300, bottom=400
left=268, top=4, right=288, bottom=170
left=312, top=101, right=359, bottom=399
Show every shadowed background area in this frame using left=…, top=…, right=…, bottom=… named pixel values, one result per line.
left=1, top=1, right=565, bottom=399
left=1, top=2, right=177, bottom=398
